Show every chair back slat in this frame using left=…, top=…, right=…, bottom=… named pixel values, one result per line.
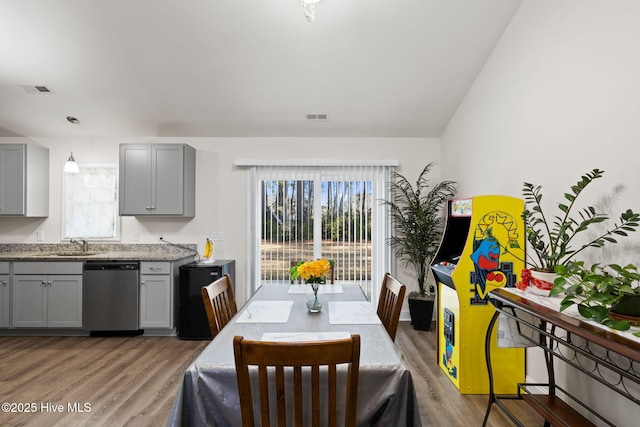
left=233, top=335, right=361, bottom=427
left=294, top=366, right=303, bottom=425
left=377, top=273, right=406, bottom=342
left=201, top=274, right=237, bottom=338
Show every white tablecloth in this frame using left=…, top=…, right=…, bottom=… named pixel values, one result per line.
left=167, top=284, right=421, bottom=427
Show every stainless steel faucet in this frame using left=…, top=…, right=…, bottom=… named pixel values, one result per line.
left=70, top=239, right=89, bottom=252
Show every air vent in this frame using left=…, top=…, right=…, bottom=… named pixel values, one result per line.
left=306, top=113, right=329, bottom=121
left=19, top=85, right=55, bottom=95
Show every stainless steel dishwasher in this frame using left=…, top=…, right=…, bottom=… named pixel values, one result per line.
left=84, top=261, right=141, bottom=334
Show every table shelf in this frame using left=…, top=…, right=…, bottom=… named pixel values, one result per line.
left=518, top=384, right=595, bottom=427
left=482, top=288, right=640, bottom=427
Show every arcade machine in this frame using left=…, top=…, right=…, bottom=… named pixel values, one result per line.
left=430, top=195, right=525, bottom=394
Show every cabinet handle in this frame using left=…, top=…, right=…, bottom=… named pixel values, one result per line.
left=42, top=280, right=47, bottom=285
left=48, top=281, right=52, bottom=286
left=140, top=281, right=146, bottom=285
left=150, top=267, right=161, bottom=271
left=1, top=280, right=6, bottom=285
left=210, top=272, right=219, bottom=277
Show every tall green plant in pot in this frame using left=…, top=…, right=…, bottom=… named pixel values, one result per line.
left=382, top=162, right=457, bottom=330
left=521, top=168, right=640, bottom=294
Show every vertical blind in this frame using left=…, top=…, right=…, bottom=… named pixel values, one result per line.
left=240, top=161, right=396, bottom=304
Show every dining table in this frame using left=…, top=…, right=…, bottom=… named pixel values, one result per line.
left=167, top=283, right=422, bottom=427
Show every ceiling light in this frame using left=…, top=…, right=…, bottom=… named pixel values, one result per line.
left=64, top=152, right=79, bottom=173
left=301, top=0, right=322, bottom=22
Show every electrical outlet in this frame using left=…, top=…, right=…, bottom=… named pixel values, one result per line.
left=36, top=231, right=44, bottom=241
left=133, top=232, right=140, bottom=242
left=211, top=232, right=224, bottom=242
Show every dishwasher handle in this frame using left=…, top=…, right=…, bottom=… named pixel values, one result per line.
left=84, top=261, right=139, bottom=271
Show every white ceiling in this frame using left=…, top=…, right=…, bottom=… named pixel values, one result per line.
left=0, top=0, right=522, bottom=138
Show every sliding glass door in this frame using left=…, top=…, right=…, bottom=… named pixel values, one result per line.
left=248, top=164, right=393, bottom=301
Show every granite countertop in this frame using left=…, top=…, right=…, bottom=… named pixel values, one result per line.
left=0, top=243, right=199, bottom=262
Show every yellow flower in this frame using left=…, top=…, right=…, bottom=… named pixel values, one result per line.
left=290, top=259, right=331, bottom=283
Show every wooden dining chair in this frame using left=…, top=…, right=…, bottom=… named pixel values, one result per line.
left=377, top=273, right=406, bottom=342
left=290, top=260, right=336, bottom=284
left=201, top=274, right=238, bottom=338
left=233, top=334, right=361, bottom=427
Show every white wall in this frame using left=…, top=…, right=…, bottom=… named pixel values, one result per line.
left=0, top=136, right=440, bottom=305
left=441, top=1, right=640, bottom=425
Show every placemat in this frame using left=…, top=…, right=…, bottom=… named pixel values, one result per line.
left=329, top=301, right=381, bottom=324
left=235, top=300, right=294, bottom=323
left=261, top=331, right=351, bottom=342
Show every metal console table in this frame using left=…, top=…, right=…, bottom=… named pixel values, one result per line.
left=483, top=288, right=640, bottom=427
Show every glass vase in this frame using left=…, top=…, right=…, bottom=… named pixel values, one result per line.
left=306, top=282, right=323, bottom=313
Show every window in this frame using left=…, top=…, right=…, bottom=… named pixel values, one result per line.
left=62, top=163, right=120, bottom=241
left=240, top=160, right=397, bottom=306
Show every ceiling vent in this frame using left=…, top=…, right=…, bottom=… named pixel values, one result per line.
left=20, top=85, right=55, bottom=95
left=306, top=113, right=329, bottom=121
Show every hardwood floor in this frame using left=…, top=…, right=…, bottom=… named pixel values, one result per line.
left=0, top=335, right=207, bottom=427
left=395, top=322, right=543, bottom=427
left=0, top=324, right=542, bottom=426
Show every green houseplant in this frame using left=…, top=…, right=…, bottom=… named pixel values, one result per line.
left=382, top=162, right=457, bottom=330
left=521, top=168, right=639, bottom=292
left=551, top=261, right=640, bottom=332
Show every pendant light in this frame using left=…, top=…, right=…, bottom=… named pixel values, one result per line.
left=64, top=152, right=79, bottom=173
left=301, top=0, right=322, bottom=22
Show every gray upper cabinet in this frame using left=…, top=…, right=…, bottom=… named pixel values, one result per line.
left=119, top=143, right=195, bottom=217
left=0, top=144, right=49, bottom=217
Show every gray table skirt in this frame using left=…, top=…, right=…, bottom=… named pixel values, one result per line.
left=167, top=284, right=422, bottom=427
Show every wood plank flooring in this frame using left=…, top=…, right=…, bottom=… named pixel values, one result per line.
left=0, top=324, right=543, bottom=426
left=395, top=322, right=543, bottom=427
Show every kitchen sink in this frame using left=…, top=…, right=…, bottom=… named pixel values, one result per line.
left=37, top=251, right=102, bottom=257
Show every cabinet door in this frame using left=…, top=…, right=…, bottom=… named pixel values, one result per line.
left=120, top=143, right=194, bottom=217
left=48, top=275, right=83, bottom=328
left=119, top=144, right=152, bottom=215
left=139, top=274, right=172, bottom=328
left=0, top=275, right=9, bottom=328
left=12, top=275, right=48, bottom=328
left=152, top=145, right=185, bottom=215
left=0, top=145, right=25, bottom=215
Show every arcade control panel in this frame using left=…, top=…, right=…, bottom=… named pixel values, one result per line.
left=431, top=256, right=460, bottom=289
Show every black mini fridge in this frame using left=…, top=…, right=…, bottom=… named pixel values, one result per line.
left=178, top=260, right=235, bottom=339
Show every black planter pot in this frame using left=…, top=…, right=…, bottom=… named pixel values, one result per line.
left=611, top=295, right=640, bottom=317
left=610, top=295, right=640, bottom=326
left=408, top=296, right=435, bottom=331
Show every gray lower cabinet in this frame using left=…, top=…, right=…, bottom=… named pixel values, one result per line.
left=139, top=262, right=172, bottom=329
left=12, top=262, right=83, bottom=328
left=0, top=262, right=9, bottom=328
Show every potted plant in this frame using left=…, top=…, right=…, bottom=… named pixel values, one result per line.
left=520, top=168, right=640, bottom=293
left=382, top=162, right=457, bottom=330
left=551, top=261, right=640, bottom=332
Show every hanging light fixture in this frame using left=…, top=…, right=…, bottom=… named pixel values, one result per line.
left=64, top=152, right=79, bottom=173
left=301, top=0, right=322, bottom=22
